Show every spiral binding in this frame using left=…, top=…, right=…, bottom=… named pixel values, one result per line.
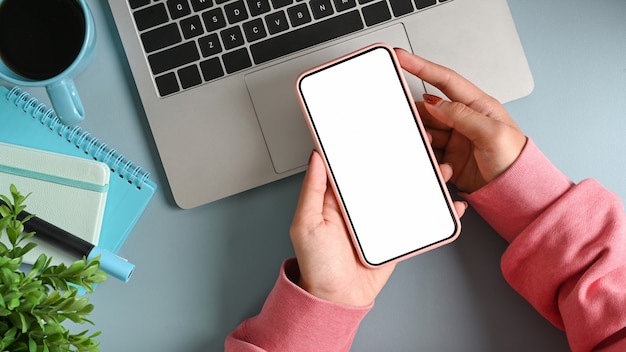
left=4, top=87, right=151, bottom=189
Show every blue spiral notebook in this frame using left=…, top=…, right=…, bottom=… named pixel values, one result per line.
left=0, top=86, right=156, bottom=255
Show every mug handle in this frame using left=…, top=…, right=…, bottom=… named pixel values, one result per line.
left=46, top=79, right=85, bottom=125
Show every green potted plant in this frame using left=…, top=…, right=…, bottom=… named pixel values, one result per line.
left=0, top=185, right=106, bottom=351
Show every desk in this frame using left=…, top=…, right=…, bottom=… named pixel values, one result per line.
left=6, top=0, right=626, bottom=350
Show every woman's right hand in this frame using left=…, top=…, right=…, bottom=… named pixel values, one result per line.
left=395, top=48, right=528, bottom=194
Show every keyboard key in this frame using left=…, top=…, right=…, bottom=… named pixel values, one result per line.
left=389, top=0, right=413, bottom=16
left=129, top=0, right=151, bottom=9
left=222, top=48, right=252, bottom=73
left=202, top=8, right=227, bottom=32
left=247, top=0, right=271, bottom=16
left=155, top=72, right=180, bottom=96
left=271, top=0, right=293, bottom=8
left=200, top=57, right=225, bottom=80
left=198, top=33, right=223, bottom=57
left=148, top=41, right=200, bottom=74
left=224, top=0, right=249, bottom=24
left=180, top=15, right=205, bottom=39
left=333, top=0, right=356, bottom=12
left=141, top=23, right=182, bottom=53
left=415, top=0, right=435, bottom=9
left=178, top=64, right=203, bottom=88
left=310, top=0, right=334, bottom=19
left=362, top=1, right=391, bottom=26
left=265, top=11, right=289, bottom=34
left=220, top=26, right=245, bottom=50
left=287, top=3, right=311, bottom=27
left=190, top=0, right=213, bottom=11
left=167, top=0, right=192, bottom=19
left=134, top=3, right=169, bottom=31
left=243, top=18, right=268, bottom=42
left=250, top=10, right=363, bottom=65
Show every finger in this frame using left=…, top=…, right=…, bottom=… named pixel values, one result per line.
left=438, top=160, right=469, bottom=217
left=294, top=151, right=328, bottom=218
left=395, top=48, right=484, bottom=103
left=422, top=94, right=497, bottom=145
left=417, top=101, right=450, bottom=131
left=395, top=48, right=499, bottom=114
left=441, top=161, right=469, bottom=218
left=453, top=201, right=468, bottom=218
left=439, top=162, right=453, bottom=182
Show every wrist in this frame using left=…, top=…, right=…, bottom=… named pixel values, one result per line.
left=463, top=139, right=573, bottom=242
left=289, top=260, right=377, bottom=308
left=286, top=259, right=375, bottom=307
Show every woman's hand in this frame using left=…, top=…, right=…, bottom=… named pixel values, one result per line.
left=290, top=151, right=467, bottom=307
left=395, top=48, right=527, bottom=193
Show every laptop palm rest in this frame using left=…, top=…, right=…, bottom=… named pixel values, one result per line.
left=245, top=23, right=424, bottom=174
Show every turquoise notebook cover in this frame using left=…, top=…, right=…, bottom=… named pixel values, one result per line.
left=0, top=86, right=156, bottom=254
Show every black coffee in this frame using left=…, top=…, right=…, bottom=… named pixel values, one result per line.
left=0, top=0, right=85, bottom=80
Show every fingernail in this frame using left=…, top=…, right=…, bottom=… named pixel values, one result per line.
left=308, top=149, right=316, bottom=164
left=423, top=93, right=443, bottom=106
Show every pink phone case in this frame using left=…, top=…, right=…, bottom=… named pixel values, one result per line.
left=296, top=43, right=461, bottom=267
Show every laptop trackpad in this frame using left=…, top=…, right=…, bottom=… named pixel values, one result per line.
left=245, top=23, right=424, bottom=174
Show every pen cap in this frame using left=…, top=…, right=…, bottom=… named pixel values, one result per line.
left=88, top=247, right=135, bottom=282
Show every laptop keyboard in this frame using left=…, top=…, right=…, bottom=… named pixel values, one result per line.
left=128, top=0, right=451, bottom=96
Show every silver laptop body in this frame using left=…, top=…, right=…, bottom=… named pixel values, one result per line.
left=107, top=0, right=533, bottom=209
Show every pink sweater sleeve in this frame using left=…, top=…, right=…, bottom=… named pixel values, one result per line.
left=464, top=139, right=626, bottom=352
left=225, top=258, right=370, bottom=351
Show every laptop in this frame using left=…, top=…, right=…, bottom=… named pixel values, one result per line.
left=107, top=0, right=533, bottom=209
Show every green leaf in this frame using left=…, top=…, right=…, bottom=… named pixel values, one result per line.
left=0, top=193, right=11, bottom=204
left=61, top=260, right=86, bottom=277
left=8, top=311, right=30, bottom=333
left=32, top=254, right=48, bottom=271
left=0, top=214, right=9, bottom=231
left=24, top=290, right=45, bottom=307
left=42, top=323, right=65, bottom=337
left=13, top=242, right=38, bottom=258
left=19, top=231, right=36, bottom=242
left=25, top=255, right=47, bottom=282
left=6, top=226, right=20, bottom=246
left=0, top=203, right=10, bottom=219
left=28, top=336, right=36, bottom=352
left=1, top=326, right=17, bottom=347
left=1, top=268, right=20, bottom=291
left=0, top=241, right=9, bottom=256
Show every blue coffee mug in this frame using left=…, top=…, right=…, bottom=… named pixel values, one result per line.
left=0, top=0, right=96, bottom=125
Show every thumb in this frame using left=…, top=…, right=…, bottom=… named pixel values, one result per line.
left=294, top=151, right=328, bottom=218
left=422, top=93, right=496, bottom=144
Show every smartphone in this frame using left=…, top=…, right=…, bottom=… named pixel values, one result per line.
left=296, top=44, right=461, bottom=267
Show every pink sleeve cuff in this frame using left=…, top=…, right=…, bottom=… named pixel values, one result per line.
left=226, top=259, right=371, bottom=351
left=462, top=139, right=574, bottom=243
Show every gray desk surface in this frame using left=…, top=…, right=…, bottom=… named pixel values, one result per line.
left=9, top=0, right=626, bottom=350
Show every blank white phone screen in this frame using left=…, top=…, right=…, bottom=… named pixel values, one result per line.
left=298, top=46, right=458, bottom=266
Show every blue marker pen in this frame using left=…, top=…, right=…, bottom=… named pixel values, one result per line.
left=0, top=199, right=134, bottom=282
